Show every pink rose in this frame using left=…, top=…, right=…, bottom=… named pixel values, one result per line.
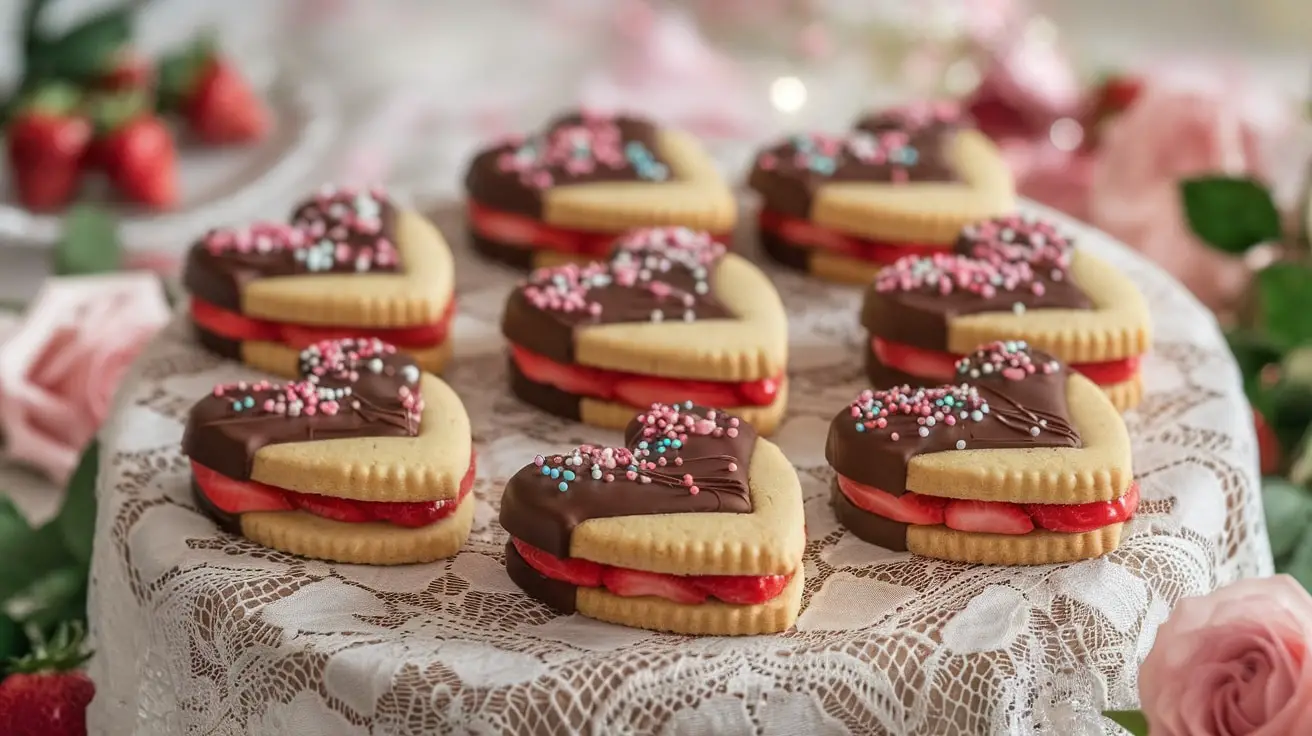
left=1139, top=575, right=1312, bottom=736
left=0, top=273, right=170, bottom=485
left=1088, top=68, right=1291, bottom=311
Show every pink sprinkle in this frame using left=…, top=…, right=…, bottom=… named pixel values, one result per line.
left=727, top=462, right=738, bottom=472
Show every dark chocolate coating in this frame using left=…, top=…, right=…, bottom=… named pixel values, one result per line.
left=508, top=358, right=583, bottom=422
left=192, top=479, right=244, bottom=535
left=463, top=112, right=669, bottom=220
left=469, top=230, right=536, bottom=270
left=505, top=541, right=579, bottom=614
left=499, top=406, right=756, bottom=560
left=194, top=324, right=242, bottom=361
left=757, top=229, right=812, bottom=273
left=830, top=482, right=909, bottom=552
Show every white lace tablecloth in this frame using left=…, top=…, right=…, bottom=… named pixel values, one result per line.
left=85, top=203, right=1269, bottom=736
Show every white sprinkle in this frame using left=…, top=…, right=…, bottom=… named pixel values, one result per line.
left=683, top=310, right=696, bottom=323
left=1012, top=302, right=1026, bottom=315
left=651, top=310, right=664, bottom=323
left=955, top=440, right=966, bottom=450
left=1029, top=426, right=1041, bottom=436
left=918, top=426, right=929, bottom=437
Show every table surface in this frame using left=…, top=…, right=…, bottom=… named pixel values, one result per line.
left=86, top=201, right=1267, bottom=736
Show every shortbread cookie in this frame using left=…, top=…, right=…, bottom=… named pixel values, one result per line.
left=184, top=184, right=456, bottom=378
left=748, top=100, right=1014, bottom=282
left=501, top=226, right=788, bottom=433
left=464, top=110, right=736, bottom=269
left=863, top=214, right=1151, bottom=411
left=826, top=341, right=1138, bottom=565
left=183, top=338, right=476, bottom=565
left=500, top=402, right=805, bottom=635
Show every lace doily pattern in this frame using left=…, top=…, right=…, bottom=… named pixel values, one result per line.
left=87, top=204, right=1269, bottom=736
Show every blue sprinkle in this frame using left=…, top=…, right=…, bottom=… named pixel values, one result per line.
left=563, top=470, right=576, bottom=481
left=550, top=468, right=561, bottom=479
left=638, top=441, right=648, bottom=449
left=541, top=466, right=551, bottom=476
left=243, top=396, right=255, bottom=409
left=671, top=439, right=683, bottom=449
left=557, top=482, right=569, bottom=492
left=855, top=424, right=866, bottom=432
left=231, top=401, right=243, bottom=411
left=657, top=445, right=666, bottom=453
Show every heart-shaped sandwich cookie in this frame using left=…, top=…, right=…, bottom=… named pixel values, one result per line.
left=501, top=226, right=788, bottom=433
left=465, top=110, right=736, bottom=269
left=863, top=214, right=1151, bottom=411
left=501, top=402, right=805, bottom=635
left=748, top=100, right=1015, bottom=284
left=827, top=341, right=1137, bottom=565
left=183, top=337, right=475, bottom=564
left=184, top=184, right=455, bottom=378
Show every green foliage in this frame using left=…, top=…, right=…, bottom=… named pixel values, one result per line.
left=51, top=205, right=121, bottom=276
left=1257, top=264, right=1312, bottom=350
left=1104, top=710, right=1149, bottom=735
left=1180, top=176, right=1283, bottom=254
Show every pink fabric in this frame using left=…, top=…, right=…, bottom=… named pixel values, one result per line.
left=0, top=273, right=170, bottom=485
left=1140, top=575, right=1312, bottom=736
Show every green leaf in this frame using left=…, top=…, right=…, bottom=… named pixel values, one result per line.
left=1266, top=381, right=1312, bottom=457
left=0, top=614, right=23, bottom=664
left=1105, top=709, right=1150, bottom=735
left=56, top=442, right=99, bottom=567
left=25, top=7, right=133, bottom=84
left=0, top=499, right=74, bottom=601
left=52, top=205, right=121, bottom=276
left=1284, top=525, right=1312, bottom=591
left=1257, top=264, right=1312, bottom=349
left=2, top=567, right=85, bottom=631
left=1180, top=176, right=1283, bottom=254
left=1226, top=330, right=1284, bottom=407
left=1262, top=478, right=1312, bottom=558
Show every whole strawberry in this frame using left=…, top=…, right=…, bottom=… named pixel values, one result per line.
left=0, top=622, right=95, bottom=736
left=90, top=91, right=179, bottom=210
left=94, top=47, right=154, bottom=92
left=5, top=83, right=92, bottom=211
left=158, top=37, right=270, bottom=145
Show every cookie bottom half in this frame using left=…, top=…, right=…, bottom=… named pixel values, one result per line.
left=504, top=542, right=803, bottom=635
left=831, top=485, right=1125, bottom=565
left=864, top=341, right=1142, bottom=413
left=468, top=229, right=610, bottom=271
left=194, top=480, right=475, bottom=565
left=508, top=359, right=788, bottom=434
left=193, top=323, right=453, bottom=379
left=760, top=230, right=921, bottom=286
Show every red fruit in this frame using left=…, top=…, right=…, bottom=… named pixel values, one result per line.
left=367, top=499, right=458, bottom=527
left=737, top=376, right=781, bottom=407
left=1254, top=408, right=1281, bottom=476
left=190, top=298, right=283, bottom=342
left=601, top=567, right=707, bottom=604
left=511, top=345, right=614, bottom=399
left=97, top=48, right=153, bottom=92
left=512, top=538, right=604, bottom=587
left=0, top=623, right=95, bottom=736
left=285, top=491, right=372, bottom=523
left=184, top=59, right=271, bottom=144
left=1096, top=75, right=1144, bottom=115
left=944, top=500, right=1035, bottom=535
left=870, top=338, right=959, bottom=382
left=692, top=574, right=791, bottom=605
left=836, top=474, right=948, bottom=525
left=191, top=460, right=293, bottom=513
left=612, top=377, right=740, bottom=412
left=5, top=84, right=92, bottom=211
left=91, top=92, right=178, bottom=209
left=1025, top=483, right=1140, bottom=533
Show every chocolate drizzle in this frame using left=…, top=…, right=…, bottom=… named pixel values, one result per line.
left=463, top=111, right=671, bottom=220
left=826, top=342, right=1081, bottom=494
left=501, top=227, right=734, bottom=364
left=182, top=338, right=425, bottom=481
left=499, top=403, right=756, bottom=560
left=183, top=185, right=401, bottom=312
left=748, top=101, right=965, bottom=219
left=862, top=214, right=1093, bottom=351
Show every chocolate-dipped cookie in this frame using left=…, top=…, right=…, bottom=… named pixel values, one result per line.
left=501, top=226, right=788, bottom=433
left=863, top=213, right=1151, bottom=411
left=826, top=341, right=1138, bottom=565
left=747, top=100, right=1015, bottom=284
left=184, top=184, right=456, bottom=378
left=500, top=401, right=804, bottom=635
left=464, top=110, right=735, bottom=269
left=183, top=337, right=475, bottom=564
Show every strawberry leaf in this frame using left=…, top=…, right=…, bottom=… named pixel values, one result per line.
left=1284, top=525, right=1312, bottom=593
left=1104, top=709, right=1149, bottom=735
left=55, top=443, right=98, bottom=567
left=0, top=500, right=73, bottom=604
left=25, top=7, right=133, bottom=85
left=1257, top=264, right=1312, bottom=349
left=52, top=205, right=121, bottom=276
left=1180, top=176, right=1282, bottom=254
left=1263, top=478, right=1312, bottom=560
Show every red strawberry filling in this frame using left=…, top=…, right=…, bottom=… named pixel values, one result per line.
left=836, top=474, right=1139, bottom=535
left=871, top=336, right=1140, bottom=387
left=512, top=538, right=792, bottom=605
left=758, top=210, right=950, bottom=265
left=470, top=200, right=730, bottom=257
left=511, top=344, right=782, bottom=408
left=192, top=452, right=477, bottom=528
left=190, top=297, right=456, bottom=350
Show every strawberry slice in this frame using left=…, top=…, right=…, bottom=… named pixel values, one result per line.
left=692, top=574, right=791, bottom=605
left=737, top=376, right=781, bottom=406
left=1025, top=482, right=1140, bottom=533
left=285, top=491, right=372, bottom=523
left=191, top=460, right=293, bottom=513
left=512, top=538, right=604, bottom=587
left=836, top=474, right=948, bottom=525
left=612, top=377, right=740, bottom=411
left=190, top=298, right=282, bottom=342
left=871, top=338, right=958, bottom=381
left=468, top=201, right=618, bottom=255
left=510, top=345, right=615, bottom=399
left=367, top=498, right=458, bottom=527
left=759, top=210, right=949, bottom=264
left=944, top=500, right=1035, bottom=535
left=1070, top=356, right=1140, bottom=386
left=600, top=567, right=708, bottom=604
